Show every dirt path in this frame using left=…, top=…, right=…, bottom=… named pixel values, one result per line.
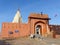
left=1, top=37, right=60, bottom=45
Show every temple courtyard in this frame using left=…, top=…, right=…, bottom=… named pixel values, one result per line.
left=0, top=37, right=60, bottom=45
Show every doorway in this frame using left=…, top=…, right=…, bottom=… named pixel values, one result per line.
left=35, top=25, right=42, bottom=35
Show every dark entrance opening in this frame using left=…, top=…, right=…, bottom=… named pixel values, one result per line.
left=35, top=25, right=42, bottom=35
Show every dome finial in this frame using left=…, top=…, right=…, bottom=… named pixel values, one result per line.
left=41, top=12, right=43, bottom=15
left=18, top=8, right=20, bottom=11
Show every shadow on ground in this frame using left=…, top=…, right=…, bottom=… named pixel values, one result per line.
left=0, top=40, right=11, bottom=45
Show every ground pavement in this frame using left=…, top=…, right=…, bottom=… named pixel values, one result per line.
left=0, top=37, right=60, bottom=45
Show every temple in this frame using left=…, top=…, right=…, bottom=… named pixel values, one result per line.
left=1, top=9, right=60, bottom=39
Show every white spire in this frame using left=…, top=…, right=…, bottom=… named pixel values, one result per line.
left=12, top=9, right=22, bottom=23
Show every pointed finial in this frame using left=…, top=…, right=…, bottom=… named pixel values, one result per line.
left=41, top=12, right=43, bottom=15
left=17, top=8, right=20, bottom=11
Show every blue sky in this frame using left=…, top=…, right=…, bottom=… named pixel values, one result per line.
left=0, top=0, right=60, bottom=30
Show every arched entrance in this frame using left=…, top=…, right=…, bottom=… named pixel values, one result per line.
left=35, top=25, right=42, bottom=35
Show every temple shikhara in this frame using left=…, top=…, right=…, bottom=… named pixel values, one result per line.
left=1, top=9, right=60, bottom=39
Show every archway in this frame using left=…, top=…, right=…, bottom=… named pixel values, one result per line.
left=35, top=25, right=42, bottom=35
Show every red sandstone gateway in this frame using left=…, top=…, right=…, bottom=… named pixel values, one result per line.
left=1, top=10, right=60, bottom=39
